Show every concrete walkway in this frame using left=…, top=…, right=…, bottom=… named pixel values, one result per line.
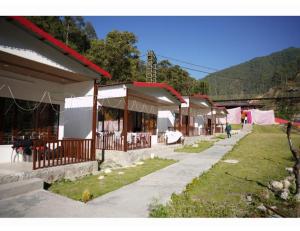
left=0, top=127, right=251, bottom=217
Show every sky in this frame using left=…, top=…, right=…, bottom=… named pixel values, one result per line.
left=85, top=16, right=300, bottom=79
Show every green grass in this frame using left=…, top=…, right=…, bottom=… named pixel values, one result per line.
left=150, top=125, right=300, bottom=217
left=231, top=124, right=243, bottom=130
left=215, top=134, right=227, bottom=140
left=174, top=141, right=214, bottom=153
left=49, top=158, right=176, bottom=202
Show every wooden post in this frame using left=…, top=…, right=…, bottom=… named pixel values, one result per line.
left=187, top=97, right=191, bottom=136
left=210, top=107, right=213, bottom=135
left=91, top=79, right=98, bottom=160
left=178, top=105, right=182, bottom=132
left=123, top=89, right=128, bottom=152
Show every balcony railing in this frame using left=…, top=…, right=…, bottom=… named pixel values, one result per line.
left=32, top=139, right=94, bottom=170
left=96, top=131, right=152, bottom=151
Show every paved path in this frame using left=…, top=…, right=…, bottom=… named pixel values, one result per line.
left=0, top=127, right=251, bottom=217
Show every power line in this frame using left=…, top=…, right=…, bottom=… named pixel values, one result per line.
left=156, top=54, right=219, bottom=71
left=178, top=65, right=212, bottom=74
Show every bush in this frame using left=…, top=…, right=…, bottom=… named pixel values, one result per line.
left=81, top=189, right=92, bottom=203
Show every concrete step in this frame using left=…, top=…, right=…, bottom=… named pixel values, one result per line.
left=0, top=178, right=43, bottom=200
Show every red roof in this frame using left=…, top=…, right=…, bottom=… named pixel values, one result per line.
left=8, top=16, right=111, bottom=79
left=275, top=117, right=300, bottom=126
left=132, top=82, right=186, bottom=104
left=192, top=94, right=214, bottom=106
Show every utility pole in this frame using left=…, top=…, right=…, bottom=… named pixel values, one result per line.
left=146, top=50, right=157, bottom=82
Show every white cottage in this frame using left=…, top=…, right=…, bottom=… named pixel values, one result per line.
left=96, top=82, right=186, bottom=151
left=158, top=94, right=214, bottom=136
left=0, top=17, right=110, bottom=168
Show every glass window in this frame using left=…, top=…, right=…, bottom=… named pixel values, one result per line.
left=0, top=97, right=59, bottom=144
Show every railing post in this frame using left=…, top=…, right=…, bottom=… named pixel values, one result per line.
left=123, top=88, right=128, bottom=152
left=32, top=148, right=36, bottom=170
left=187, top=96, right=191, bottom=136
left=178, top=105, right=182, bottom=133
left=91, top=79, right=98, bottom=161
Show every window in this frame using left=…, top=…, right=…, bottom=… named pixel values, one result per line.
left=0, top=97, right=60, bottom=144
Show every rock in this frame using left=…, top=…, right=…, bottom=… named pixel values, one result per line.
left=285, top=167, right=293, bottom=175
left=136, top=161, right=144, bottom=165
left=192, top=144, right=198, bottom=148
left=150, top=153, right=155, bottom=159
left=270, top=206, right=277, bottom=210
left=223, top=159, right=239, bottom=164
left=270, top=181, right=284, bottom=191
left=280, top=191, right=289, bottom=200
left=257, top=204, right=267, bottom=212
left=261, top=189, right=270, bottom=200
left=118, top=171, right=124, bottom=175
left=246, top=195, right=252, bottom=202
left=295, top=193, right=300, bottom=202
left=282, top=179, right=291, bottom=189
left=104, top=168, right=112, bottom=174
left=98, top=175, right=104, bottom=180
left=285, top=175, right=295, bottom=181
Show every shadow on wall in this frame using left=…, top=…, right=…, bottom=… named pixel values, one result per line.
left=63, top=107, right=93, bottom=139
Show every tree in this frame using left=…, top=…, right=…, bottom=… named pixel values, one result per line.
left=85, top=30, right=140, bottom=83
left=27, top=16, right=91, bottom=54
left=286, top=123, right=300, bottom=204
left=85, top=21, right=98, bottom=40
left=27, top=16, right=64, bottom=41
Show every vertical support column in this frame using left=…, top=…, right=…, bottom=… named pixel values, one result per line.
left=210, top=107, right=214, bottom=135
left=178, top=105, right=182, bottom=132
left=91, top=79, right=98, bottom=160
left=123, top=88, right=128, bottom=152
left=187, top=97, right=191, bottom=136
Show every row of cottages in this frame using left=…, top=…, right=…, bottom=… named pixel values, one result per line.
left=0, top=16, right=228, bottom=171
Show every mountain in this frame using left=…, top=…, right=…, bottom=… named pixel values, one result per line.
left=203, top=47, right=300, bottom=99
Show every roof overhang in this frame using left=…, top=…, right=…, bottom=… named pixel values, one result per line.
left=7, top=16, right=111, bottom=79
left=98, top=81, right=185, bottom=107
left=0, top=50, right=99, bottom=84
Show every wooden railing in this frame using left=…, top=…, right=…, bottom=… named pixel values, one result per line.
left=96, top=132, right=124, bottom=151
left=32, top=139, right=93, bottom=170
left=127, top=132, right=151, bottom=150
left=96, top=132, right=152, bottom=151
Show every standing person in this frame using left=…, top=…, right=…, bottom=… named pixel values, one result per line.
left=225, top=122, right=232, bottom=138
left=244, top=114, right=248, bottom=125
left=241, top=111, right=245, bottom=127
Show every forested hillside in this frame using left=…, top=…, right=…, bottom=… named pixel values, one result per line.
left=27, top=16, right=208, bottom=96
left=203, top=47, right=300, bottom=98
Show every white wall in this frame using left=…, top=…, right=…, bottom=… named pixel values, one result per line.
left=64, top=81, right=95, bottom=139
left=157, top=110, right=175, bottom=132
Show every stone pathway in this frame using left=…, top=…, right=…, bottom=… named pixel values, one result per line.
left=0, top=126, right=251, bottom=217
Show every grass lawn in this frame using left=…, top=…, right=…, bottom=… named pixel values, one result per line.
left=174, top=141, right=214, bottom=153
left=214, top=134, right=227, bottom=140
left=231, top=124, right=243, bottom=130
left=150, top=125, right=300, bottom=217
left=49, top=158, right=176, bottom=202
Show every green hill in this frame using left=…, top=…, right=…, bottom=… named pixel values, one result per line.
left=204, top=47, right=300, bottom=99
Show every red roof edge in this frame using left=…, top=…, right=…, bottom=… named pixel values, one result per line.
left=8, top=16, right=111, bottom=79
left=192, top=93, right=214, bottom=106
left=132, top=82, right=186, bottom=104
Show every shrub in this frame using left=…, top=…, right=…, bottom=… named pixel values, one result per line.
left=81, top=189, right=92, bottom=203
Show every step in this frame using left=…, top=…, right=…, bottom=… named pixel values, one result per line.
left=0, top=178, right=43, bottom=200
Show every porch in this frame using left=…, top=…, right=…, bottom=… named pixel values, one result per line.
left=170, top=94, right=214, bottom=137
left=97, top=82, right=185, bottom=152
left=0, top=17, right=110, bottom=170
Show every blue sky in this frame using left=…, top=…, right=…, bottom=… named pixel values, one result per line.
left=85, top=16, right=300, bottom=79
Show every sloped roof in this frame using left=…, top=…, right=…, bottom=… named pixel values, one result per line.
left=8, top=16, right=111, bottom=79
